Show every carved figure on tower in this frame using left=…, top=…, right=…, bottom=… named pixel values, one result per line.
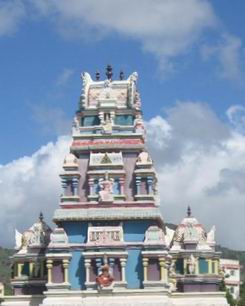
left=96, top=264, right=114, bottom=288
left=99, top=172, right=114, bottom=203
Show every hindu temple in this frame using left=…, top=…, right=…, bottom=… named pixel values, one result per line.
left=2, top=66, right=229, bottom=306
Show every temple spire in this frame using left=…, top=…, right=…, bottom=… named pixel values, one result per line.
left=187, top=206, right=192, bottom=218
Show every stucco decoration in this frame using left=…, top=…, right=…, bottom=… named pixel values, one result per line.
left=96, top=264, right=114, bottom=288
left=63, top=153, right=79, bottom=169
left=144, top=226, right=165, bottom=244
left=165, top=227, right=175, bottom=247
left=207, top=226, right=216, bottom=244
left=16, top=213, right=52, bottom=251
left=87, top=225, right=123, bottom=245
left=99, top=172, right=114, bottom=203
left=90, top=152, right=123, bottom=167
left=136, top=151, right=152, bottom=166
left=49, top=228, right=68, bottom=246
left=187, top=254, right=197, bottom=275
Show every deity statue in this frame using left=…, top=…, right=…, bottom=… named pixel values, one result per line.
left=207, top=226, right=216, bottom=244
left=187, top=254, right=196, bottom=275
left=99, top=172, right=114, bottom=203
left=96, top=264, right=114, bottom=288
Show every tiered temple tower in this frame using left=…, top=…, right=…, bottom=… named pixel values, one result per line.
left=47, top=65, right=169, bottom=292
left=6, top=67, right=228, bottom=306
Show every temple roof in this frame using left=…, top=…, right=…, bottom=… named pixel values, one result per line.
left=15, top=213, right=52, bottom=253
left=53, top=207, right=163, bottom=223
left=170, top=207, right=216, bottom=251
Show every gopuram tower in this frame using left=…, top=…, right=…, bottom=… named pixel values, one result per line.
left=4, top=66, right=228, bottom=306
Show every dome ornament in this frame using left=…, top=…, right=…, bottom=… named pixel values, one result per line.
left=187, top=206, right=191, bottom=218
left=119, top=70, right=124, bottom=80
left=106, top=64, right=113, bottom=80
left=39, top=212, right=44, bottom=222
left=95, top=70, right=100, bottom=81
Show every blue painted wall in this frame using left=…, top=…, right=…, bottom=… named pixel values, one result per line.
left=123, top=220, right=155, bottom=242
left=62, top=221, right=88, bottom=243
left=126, top=248, right=143, bottom=288
left=69, top=251, right=85, bottom=289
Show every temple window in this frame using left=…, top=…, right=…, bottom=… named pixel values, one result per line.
left=51, top=261, right=64, bottom=283
left=175, top=258, right=184, bottom=275
left=147, top=258, right=160, bottom=281
left=199, top=258, right=208, bottom=274
left=114, top=115, right=134, bottom=126
left=21, top=262, right=30, bottom=276
left=81, top=115, right=100, bottom=126
left=113, top=178, right=120, bottom=195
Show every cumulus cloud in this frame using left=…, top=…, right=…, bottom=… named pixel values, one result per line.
left=201, top=34, right=243, bottom=81
left=1, top=102, right=245, bottom=250
left=0, top=136, right=70, bottom=247
left=146, top=102, right=245, bottom=250
left=30, top=0, right=217, bottom=73
left=0, top=0, right=215, bottom=74
left=226, top=105, right=245, bottom=133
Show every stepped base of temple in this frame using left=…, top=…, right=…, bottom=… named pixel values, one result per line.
left=1, top=290, right=229, bottom=306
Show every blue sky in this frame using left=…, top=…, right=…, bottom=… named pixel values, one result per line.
left=1, top=0, right=245, bottom=249
left=0, top=0, right=245, bottom=163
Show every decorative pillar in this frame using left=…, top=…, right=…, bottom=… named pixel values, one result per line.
left=88, top=178, right=94, bottom=196
left=61, top=178, right=67, bottom=196
left=195, top=257, right=199, bottom=275
left=99, top=112, right=104, bottom=125
left=110, top=111, right=115, bottom=124
left=208, top=259, right=212, bottom=274
left=46, top=259, right=53, bottom=284
left=119, top=177, right=125, bottom=195
left=84, top=259, right=91, bottom=283
left=96, top=258, right=102, bottom=274
left=147, top=176, right=153, bottom=194
left=142, top=258, right=149, bottom=281
left=136, top=176, right=141, bottom=195
left=63, top=259, right=70, bottom=283
left=120, top=258, right=127, bottom=282
left=17, top=263, right=23, bottom=277
left=183, top=258, right=187, bottom=274
left=29, top=262, right=34, bottom=277
left=215, top=259, right=219, bottom=275
left=159, top=258, right=165, bottom=282
left=109, top=258, right=115, bottom=276
left=72, top=177, right=79, bottom=196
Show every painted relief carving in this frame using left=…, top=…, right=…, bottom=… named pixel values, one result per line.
left=144, top=226, right=165, bottom=244
left=186, top=255, right=196, bottom=275
left=96, top=264, right=114, bottom=288
left=99, top=172, right=114, bottom=203
left=88, top=225, right=123, bottom=245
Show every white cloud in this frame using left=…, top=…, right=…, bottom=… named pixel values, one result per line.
left=30, top=0, right=217, bottom=74
left=0, top=0, right=25, bottom=36
left=0, top=136, right=70, bottom=247
left=146, top=102, right=245, bottom=250
left=201, top=34, right=243, bottom=81
left=226, top=104, right=245, bottom=133
left=1, top=102, right=245, bottom=250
